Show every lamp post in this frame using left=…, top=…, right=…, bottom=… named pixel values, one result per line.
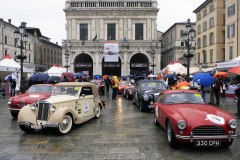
left=182, top=19, right=195, bottom=81
left=150, top=48, right=156, bottom=75
left=65, top=51, right=70, bottom=72
left=14, top=22, right=28, bottom=93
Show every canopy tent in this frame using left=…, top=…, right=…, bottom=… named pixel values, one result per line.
left=175, top=66, right=200, bottom=75
left=168, top=63, right=186, bottom=74
left=0, top=54, right=20, bottom=72
left=44, top=65, right=67, bottom=76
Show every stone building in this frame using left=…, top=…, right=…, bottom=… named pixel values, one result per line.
left=193, top=0, right=225, bottom=68
left=161, top=22, right=196, bottom=69
left=0, top=19, right=62, bottom=73
left=225, top=0, right=240, bottom=61
left=63, top=0, right=160, bottom=76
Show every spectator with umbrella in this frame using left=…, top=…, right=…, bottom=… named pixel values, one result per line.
left=29, top=73, right=50, bottom=88
left=10, top=79, right=17, bottom=96
left=214, top=75, right=221, bottom=106
left=193, top=72, right=215, bottom=103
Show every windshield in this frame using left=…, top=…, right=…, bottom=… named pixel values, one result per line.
left=27, top=86, right=52, bottom=93
left=52, top=86, right=80, bottom=96
left=165, top=92, right=205, bottom=104
left=141, top=81, right=167, bottom=91
left=119, top=81, right=130, bottom=85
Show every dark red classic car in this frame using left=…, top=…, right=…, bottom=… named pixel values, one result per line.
left=154, top=90, right=238, bottom=148
left=118, top=80, right=131, bottom=94
left=8, top=84, right=53, bottom=118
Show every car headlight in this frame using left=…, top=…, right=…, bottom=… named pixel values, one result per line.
left=129, top=91, right=132, bottom=94
left=30, top=103, right=37, bottom=111
left=177, top=120, right=186, bottom=130
left=143, top=94, right=149, bottom=101
left=229, top=119, right=237, bottom=129
left=7, top=99, right=12, bottom=105
left=49, top=104, right=56, bottom=112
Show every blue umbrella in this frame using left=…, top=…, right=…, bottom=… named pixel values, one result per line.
left=48, top=76, right=61, bottom=83
left=193, top=72, right=215, bottom=87
left=30, top=73, right=49, bottom=82
left=93, top=75, right=102, bottom=79
left=74, top=73, right=85, bottom=78
left=5, top=74, right=18, bottom=81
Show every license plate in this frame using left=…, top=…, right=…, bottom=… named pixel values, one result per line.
left=148, top=105, right=153, bottom=108
left=31, top=124, right=42, bottom=130
left=195, top=140, right=221, bottom=147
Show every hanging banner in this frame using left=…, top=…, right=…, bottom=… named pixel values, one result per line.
left=104, top=43, right=119, bottom=62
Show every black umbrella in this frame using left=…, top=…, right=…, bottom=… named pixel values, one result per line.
left=48, top=76, right=61, bottom=83
left=30, top=73, right=49, bottom=82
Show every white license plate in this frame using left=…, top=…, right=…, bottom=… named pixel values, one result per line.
left=148, top=105, right=153, bottom=108
left=31, top=125, right=42, bottom=130
left=195, top=140, right=221, bottom=147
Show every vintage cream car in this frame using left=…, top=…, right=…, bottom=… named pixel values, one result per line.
left=18, top=82, right=104, bottom=135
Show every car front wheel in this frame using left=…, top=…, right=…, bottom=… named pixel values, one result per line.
left=57, top=114, right=73, bottom=135
left=11, top=111, right=18, bottom=118
left=19, top=125, right=34, bottom=133
left=154, top=114, right=160, bottom=127
left=139, top=101, right=145, bottom=112
left=167, top=121, right=177, bottom=147
left=95, top=105, right=101, bottom=118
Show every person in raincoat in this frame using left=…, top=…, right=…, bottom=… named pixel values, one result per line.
left=111, top=76, right=119, bottom=100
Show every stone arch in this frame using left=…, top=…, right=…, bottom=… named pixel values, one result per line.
left=129, top=52, right=150, bottom=75
left=73, top=52, right=93, bottom=76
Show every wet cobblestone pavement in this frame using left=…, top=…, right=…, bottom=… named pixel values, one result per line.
left=0, top=94, right=239, bottom=160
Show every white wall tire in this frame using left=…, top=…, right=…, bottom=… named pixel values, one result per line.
left=167, top=121, right=177, bottom=147
left=95, top=105, right=101, bottom=118
left=57, top=114, right=73, bottom=135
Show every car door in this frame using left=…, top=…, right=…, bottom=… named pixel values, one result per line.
left=78, top=87, right=95, bottom=120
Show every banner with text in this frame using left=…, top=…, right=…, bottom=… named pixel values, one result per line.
left=104, top=43, right=119, bottom=62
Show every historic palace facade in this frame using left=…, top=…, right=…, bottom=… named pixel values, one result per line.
left=63, top=0, right=160, bottom=76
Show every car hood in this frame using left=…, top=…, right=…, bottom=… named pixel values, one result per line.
left=142, top=89, right=163, bottom=95
left=45, top=95, right=78, bottom=104
left=11, top=93, right=51, bottom=104
left=166, top=104, right=235, bottom=126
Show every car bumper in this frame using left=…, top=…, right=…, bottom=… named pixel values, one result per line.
left=18, top=121, right=59, bottom=129
left=8, top=107, right=21, bottom=111
left=176, top=131, right=237, bottom=142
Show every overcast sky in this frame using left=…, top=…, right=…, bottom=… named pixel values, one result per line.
left=0, top=0, right=206, bottom=45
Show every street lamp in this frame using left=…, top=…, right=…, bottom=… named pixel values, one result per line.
left=65, top=51, right=70, bottom=72
left=182, top=19, right=195, bottom=81
left=63, top=39, right=71, bottom=72
left=150, top=48, right=156, bottom=75
left=14, top=22, right=28, bottom=93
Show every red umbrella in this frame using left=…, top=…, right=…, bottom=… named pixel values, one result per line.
left=228, top=66, right=240, bottom=74
left=213, top=72, right=228, bottom=78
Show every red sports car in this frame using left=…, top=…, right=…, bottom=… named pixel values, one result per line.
left=154, top=90, right=237, bottom=148
left=8, top=84, right=53, bottom=118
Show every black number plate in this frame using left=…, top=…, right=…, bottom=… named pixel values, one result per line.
left=195, top=140, right=221, bottom=147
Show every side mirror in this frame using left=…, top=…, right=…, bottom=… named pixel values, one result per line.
left=80, top=94, right=85, bottom=98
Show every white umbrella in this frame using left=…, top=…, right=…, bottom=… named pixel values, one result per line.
left=5, top=73, right=18, bottom=80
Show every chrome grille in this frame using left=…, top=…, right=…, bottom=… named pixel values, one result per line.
left=193, top=126, right=224, bottom=136
left=37, top=102, right=49, bottom=121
